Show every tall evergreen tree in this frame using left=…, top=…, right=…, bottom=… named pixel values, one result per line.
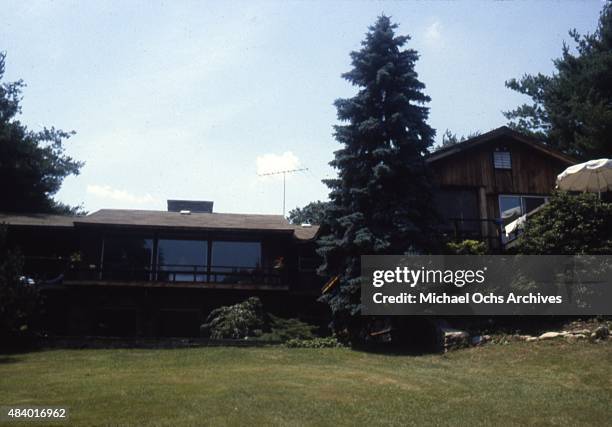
left=504, top=3, right=612, bottom=159
left=318, top=16, right=438, bottom=339
left=0, top=52, right=83, bottom=214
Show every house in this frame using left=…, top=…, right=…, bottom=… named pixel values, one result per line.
left=2, top=127, right=575, bottom=337
left=1, top=201, right=324, bottom=337
left=428, top=126, right=576, bottom=248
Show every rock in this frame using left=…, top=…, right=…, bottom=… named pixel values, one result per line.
left=565, top=334, right=587, bottom=342
left=471, top=335, right=491, bottom=346
left=441, top=327, right=470, bottom=352
left=593, top=325, right=609, bottom=340
left=526, top=337, right=539, bottom=342
left=539, top=332, right=563, bottom=340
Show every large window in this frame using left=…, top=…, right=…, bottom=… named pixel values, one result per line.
left=499, top=195, right=547, bottom=227
left=210, top=241, right=261, bottom=284
left=157, top=239, right=207, bottom=282
left=99, top=236, right=267, bottom=284
left=102, top=236, right=153, bottom=280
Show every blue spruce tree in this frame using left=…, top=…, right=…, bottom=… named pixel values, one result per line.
left=318, top=16, right=438, bottom=341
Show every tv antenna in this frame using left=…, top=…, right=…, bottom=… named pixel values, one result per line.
left=258, top=167, right=308, bottom=216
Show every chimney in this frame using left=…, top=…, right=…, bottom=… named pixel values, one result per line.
left=167, top=200, right=214, bottom=213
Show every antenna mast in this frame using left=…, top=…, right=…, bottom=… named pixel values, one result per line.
left=258, top=167, right=308, bottom=216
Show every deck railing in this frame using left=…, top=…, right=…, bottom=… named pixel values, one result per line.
left=445, top=217, right=504, bottom=249
left=22, top=257, right=283, bottom=286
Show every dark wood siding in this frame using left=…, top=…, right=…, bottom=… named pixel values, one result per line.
left=430, top=137, right=569, bottom=196
left=429, top=136, right=574, bottom=248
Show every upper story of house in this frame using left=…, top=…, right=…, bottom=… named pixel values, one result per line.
left=1, top=200, right=321, bottom=294
left=428, top=126, right=575, bottom=195
left=427, top=126, right=576, bottom=246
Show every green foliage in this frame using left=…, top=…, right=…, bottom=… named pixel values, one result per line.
left=318, top=16, right=440, bottom=337
left=0, top=52, right=83, bottom=214
left=438, top=129, right=482, bottom=149
left=201, top=298, right=319, bottom=342
left=504, top=3, right=612, bottom=159
left=447, top=239, right=488, bottom=255
left=0, top=226, right=42, bottom=347
left=287, top=201, right=328, bottom=225
left=284, top=337, right=344, bottom=348
left=200, top=297, right=265, bottom=339
left=513, top=191, right=612, bottom=254
left=258, top=314, right=317, bottom=341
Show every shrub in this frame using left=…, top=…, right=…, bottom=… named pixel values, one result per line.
left=284, top=337, right=344, bottom=348
left=0, top=227, right=42, bottom=349
left=447, top=239, right=488, bottom=255
left=513, top=191, right=612, bottom=254
left=200, top=297, right=265, bottom=339
left=200, top=298, right=320, bottom=342
left=258, top=315, right=317, bottom=341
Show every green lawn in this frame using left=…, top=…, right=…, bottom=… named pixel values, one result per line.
left=1, top=341, right=611, bottom=426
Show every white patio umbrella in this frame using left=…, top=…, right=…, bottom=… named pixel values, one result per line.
left=556, top=158, right=612, bottom=197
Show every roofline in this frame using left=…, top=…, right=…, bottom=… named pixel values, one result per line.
left=0, top=213, right=77, bottom=228
left=72, top=221, right=296, bottom=234
left=427, top=126, right=577, bottom=165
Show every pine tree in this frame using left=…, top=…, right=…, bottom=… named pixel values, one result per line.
left=317, top=16, right=438, bottom=340
left=0, top=52, right=83, bottom=214
left=504, top=3, right=612, bottom=159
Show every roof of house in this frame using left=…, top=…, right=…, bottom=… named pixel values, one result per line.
left=0, top=213, right=77, bottom=228
left=427, top=126, right=577, bottom=165
left=0, top=209, right=321, bottom=240
left=74, top=209, right=295, bottom=232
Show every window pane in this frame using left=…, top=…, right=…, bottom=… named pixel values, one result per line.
left=499, top=196, right=522, bottom=227
left=102, top=237, right=153, bottom=280
left=211, top=241, right=261, bottom=284
left=157, top=239, right=207, bottom=282
left=433, top=189, right=480, bottom=233
left=494, top=151, right=512, bottom=169
left=523, top=197, right=546, bottom=213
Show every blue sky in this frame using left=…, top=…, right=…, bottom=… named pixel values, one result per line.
left=1, top=1, right=604, bottom=215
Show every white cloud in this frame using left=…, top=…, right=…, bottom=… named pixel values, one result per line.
left=256, top=151, right=301, bottom=180
left=87, top=185, right=158, bottom=205
left=424, top=21, right=442, bottom=44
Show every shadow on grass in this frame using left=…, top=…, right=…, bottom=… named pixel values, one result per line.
left=0, top=355, right=22, bottom=364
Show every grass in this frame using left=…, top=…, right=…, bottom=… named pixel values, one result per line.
left=0, top=341, right=610, bottom=426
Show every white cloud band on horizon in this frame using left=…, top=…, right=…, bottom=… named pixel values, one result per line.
left=87, top=184, right=158, bottom=205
